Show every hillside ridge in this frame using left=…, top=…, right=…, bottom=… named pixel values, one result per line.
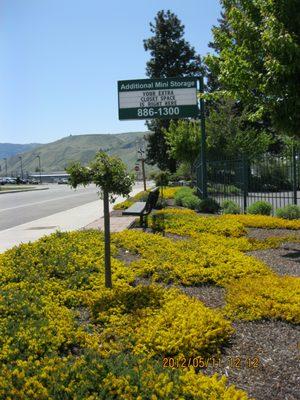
left=4, top=132, right=150, bottom=175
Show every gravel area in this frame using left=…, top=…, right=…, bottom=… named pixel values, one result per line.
left=115, top=248, right=140, bottom=265
left=204, top=320, right=300, bottom=400
left=177, top=285, right=226, bottom=308
left=131, top=278, right=226, bottom=309
left=248, top=242, right=300, bottom=277
left=247, top=227, right=300, bottom=240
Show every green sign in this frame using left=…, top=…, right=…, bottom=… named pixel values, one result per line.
left=118, top=77, right=199, bottom=120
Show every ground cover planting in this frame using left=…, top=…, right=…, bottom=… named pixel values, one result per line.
left=0, top=230, right=249, bottom=399
left=113, top=186, right=182, bottom=210
left=220, top=214, right=300, bottom=229
left=0, top=209, right=299, bottom=399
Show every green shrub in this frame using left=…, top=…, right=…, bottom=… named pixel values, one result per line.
left=151, top=213, right=166, bottom=232
left=181, top=194, right=201, bottom=210
left=275, top=204, right=300, bottom=220
left=152, top=171, right=170, bottom=187
left=198, top=198, right=221, bottom=214
left=174, top=187, right=194, bottom=206
left=247, top=201, right=272, bottom=216
left=209, top=183, right=241, bottom=196
left=155, top=197, right=168, bottom=210
left=221, top=200, right=241, bottom=215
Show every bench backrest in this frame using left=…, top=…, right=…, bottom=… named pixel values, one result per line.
left=144, top=188, right=160, bottom=214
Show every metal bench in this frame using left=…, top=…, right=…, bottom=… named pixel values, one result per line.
left=122, top=187, right=160, bottom=226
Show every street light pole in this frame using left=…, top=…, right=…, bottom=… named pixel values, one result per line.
left=33, top=153, right=42, bottom=184
left=3, top=158, right=7, bottom=176
left=19, top=156, right=23, bottom=180
left=37, top=155, right=42, bottom=184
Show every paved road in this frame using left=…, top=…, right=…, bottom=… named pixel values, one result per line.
left=0, top=182, right=146, bottom=252
left=0, top=183, right=146, bottom=231
left=0, top=184, right=101, bottom=231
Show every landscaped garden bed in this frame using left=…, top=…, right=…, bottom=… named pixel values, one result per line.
left=0, top=208, right=299, bottom=399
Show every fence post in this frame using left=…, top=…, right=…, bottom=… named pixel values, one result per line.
left=199, top=76, right=207, bottom=199
left=292, top=144, right=297, bottom=205
left=242, top=155, right=248, bottom=213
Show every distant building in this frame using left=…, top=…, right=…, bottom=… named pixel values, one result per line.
left=29, top=172, right=70, bottom=183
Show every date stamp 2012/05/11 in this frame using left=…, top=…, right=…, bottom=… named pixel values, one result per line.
left=162, top=356, right=260, bottom=369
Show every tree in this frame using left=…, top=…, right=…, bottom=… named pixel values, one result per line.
left=143, top=10, right=202, bottom=171
left=205, top=0, right=300, bottom=138
left=205, top=99, right=273, bottom=159
left=164, top=120, right=201, bottom=177
left=66, top=151, right=134, bottom=289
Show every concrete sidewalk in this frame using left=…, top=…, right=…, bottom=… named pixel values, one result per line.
left=84, top=217, right=136, bottom=232
left=0, top=187, right=142, bottom=253
left=84, top=210, right=136, bottom=232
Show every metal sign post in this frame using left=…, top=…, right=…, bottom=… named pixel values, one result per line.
left=199, top=76, right=207, bottom=199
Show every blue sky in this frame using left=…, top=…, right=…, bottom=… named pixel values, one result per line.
left=0, top=0, right=221, bottom=144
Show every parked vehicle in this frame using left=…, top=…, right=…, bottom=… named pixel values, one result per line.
left=28, top=178, right=40, bottom=184
left=2, top=177, right=17, bottom=184
left=57, top=178, right=69, bottom=184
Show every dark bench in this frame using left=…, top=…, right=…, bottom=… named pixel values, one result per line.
left=122, top=187, right=160, bottom=226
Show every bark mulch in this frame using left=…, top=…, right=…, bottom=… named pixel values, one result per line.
left=116, top=224, right=300, bottom=400
left=132, top=278, right=226, bottom=309
left=248, top=242, right=300, bottom=277
left=205, top=320, right=300, bottom=400
left=247, top=228, right=300, bottom=277
left=177, top=285, right=226, bottom=308
left=115, top=248, right=140, bottom=265
left=247, top=227, right=300, bottom=240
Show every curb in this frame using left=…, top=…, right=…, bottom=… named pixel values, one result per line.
left=0, top=187, right=49, bottom=195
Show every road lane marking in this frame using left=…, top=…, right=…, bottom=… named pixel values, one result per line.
left=0, top=192, right=98, bottom=213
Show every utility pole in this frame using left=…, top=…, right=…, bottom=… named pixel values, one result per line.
left=19, top=156, right=23, bottom=180
left=3, top=158, right=7, bottom=176
left=137, top=147, right=147, bottom=191
left=35, top=154, right=42, bottom=184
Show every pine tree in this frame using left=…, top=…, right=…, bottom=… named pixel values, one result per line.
left=143, top=10, right=202, bottom=171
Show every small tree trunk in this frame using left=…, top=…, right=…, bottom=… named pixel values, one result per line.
left=141, top=159, right=147, bottom=191
left=103, top=189, right=112, bottom=288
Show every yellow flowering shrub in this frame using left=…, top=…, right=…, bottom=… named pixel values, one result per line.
left=134, top=290, right=234, bottom=358
left=0, top=206, right=299, bottom=398
left=0, top=353, right=251, bottom=399
left=162, top=186, right=182, bottom=199
left=138, top=365, right=251, bottom=399
left=220, top=214, right=300, bottom=229
left=224, top=275, right=300, bottom=323
left=90, top=285, right=233, bottom=358
left=114, top=230, right=272, bottom=286
left=179, top=369, right=250, bottom=400
left=151, top=208, right=246, bottom=237
left=0, top=230, right=249, bottom=399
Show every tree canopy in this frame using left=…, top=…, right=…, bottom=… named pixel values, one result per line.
left=67, top=151, right=134, bottom=202
left=205, top=0, right=300, bottom=137
left=164, top=120, right=201, bottom=173
left=144, top=10, right=202, bottom=171
left=67, top=152, right=134, bottom=288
